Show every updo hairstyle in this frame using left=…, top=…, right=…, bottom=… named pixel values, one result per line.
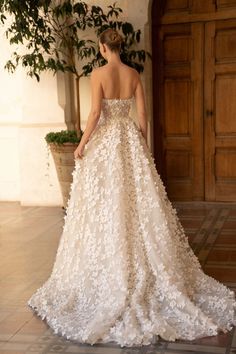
left=99, top=28, right=123, bottom=52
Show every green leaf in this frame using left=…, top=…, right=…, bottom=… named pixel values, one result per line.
left=1, top=0, right=150, bottom=82
left=0, top=14, right=6, bottom=23
left=34, top=72, right=40, bottom=81
left=122, top=22, right=134, bottom=35
left=73, top=2, right=87, bottom=15
left=92, top=5, right=103, bottom=14
left=136, top=29, right=141, bottom=42
left=45, top=130, right=83, bottom=145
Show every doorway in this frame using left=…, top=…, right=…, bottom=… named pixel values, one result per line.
left=152, top=0, right=236, bottom=201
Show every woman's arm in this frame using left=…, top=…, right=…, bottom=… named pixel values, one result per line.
left=134, top=73, right=148, bottom=143
left=74, top=69, right=103, bottom=159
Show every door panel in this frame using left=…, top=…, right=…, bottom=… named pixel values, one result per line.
left=164, top=0, right=216, bottom=14
left=215, top=29, right=236, bottom=60
left=156, top=23, right=204, bottom=200
left=204, top=20, right=236, bottom=200
left=191, top=0, right=216, bottom=13
left=216, top=77, right=236, bottom=133
left=164, top=81, right=191, bottom=135
left=164, top=0, right=190, bottom=13
left=216, top=0, right=236, bottom=9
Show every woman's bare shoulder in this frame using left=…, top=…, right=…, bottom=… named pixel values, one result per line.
left=91, top=66, right=105, bottom=77
left=124, top=66, right=140, bottom=87
left=91, top=64, right=139, bottom=82
left=91, top=66, right=110, bottom=85
left=121, top=63, right=139, bottom=75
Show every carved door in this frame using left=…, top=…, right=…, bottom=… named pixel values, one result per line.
left=152, top=0, right=236, bottom=201
left=204, top=20, right=236, bottom=201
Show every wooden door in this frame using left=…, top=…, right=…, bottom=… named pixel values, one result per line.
left=153, top=22, right=204, bottom=200
left=152, top=0, right=236, bottom=201
left=204, top=19, right=236, bottom=201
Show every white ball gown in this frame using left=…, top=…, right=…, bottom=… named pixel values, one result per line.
left=28, top=97, right=236, bottom=347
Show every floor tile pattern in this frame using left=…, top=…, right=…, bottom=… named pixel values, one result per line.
left=0, top=201, right=235, bottom=354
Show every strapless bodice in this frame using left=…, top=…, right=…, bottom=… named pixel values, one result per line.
left=101, top=97, right=133, bottom=120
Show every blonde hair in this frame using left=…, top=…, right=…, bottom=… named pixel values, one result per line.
left=99, top=28, right=123, bottom=52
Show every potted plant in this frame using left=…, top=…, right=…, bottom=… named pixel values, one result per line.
left=44, top=130, right=81, bottom=208
left=1, top=0, right=150, bottom=207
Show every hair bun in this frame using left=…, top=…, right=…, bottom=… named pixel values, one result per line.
left=110, top=31, right=122, bottom=45
left=99, top=28, right=123, bottom=52
left=111, top=33, right=117, bottom=41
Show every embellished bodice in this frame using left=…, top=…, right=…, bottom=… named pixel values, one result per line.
left=88, top=97, right=136, bottom=143
left=100, top=98, right=133, bottom=121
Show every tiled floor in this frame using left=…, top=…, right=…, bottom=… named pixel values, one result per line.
left=0, top=201, right=236, bottom=354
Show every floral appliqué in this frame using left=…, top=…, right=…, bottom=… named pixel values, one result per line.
left=28, top=98, right=236, bottom=347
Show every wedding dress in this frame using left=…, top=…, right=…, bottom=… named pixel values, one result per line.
left=28, top=97, right=236, bottom=347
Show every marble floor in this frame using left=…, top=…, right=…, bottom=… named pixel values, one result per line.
left=0, top=201, right=236, bottom=354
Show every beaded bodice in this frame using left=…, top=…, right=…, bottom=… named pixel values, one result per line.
left=100, top=98, right=133, bottom=121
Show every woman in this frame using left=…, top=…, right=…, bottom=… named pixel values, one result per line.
left=74, top=30, right=148, bottom=159
left=28, top=28, right=236, bottom=348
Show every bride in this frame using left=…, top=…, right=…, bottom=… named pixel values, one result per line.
left=28, top=28, right=236, bottom=348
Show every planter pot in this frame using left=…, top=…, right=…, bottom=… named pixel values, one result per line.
left=48, top=142, right=78, bottom=208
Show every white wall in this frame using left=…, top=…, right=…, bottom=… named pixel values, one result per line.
left=19, top=74, right=66, bottom=206
left=0, top=25, right=66, bottom=206
left=0, top=0, right=151, bottom=206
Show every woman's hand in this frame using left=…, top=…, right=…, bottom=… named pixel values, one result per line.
left=74, top=143, right=85, bottom=159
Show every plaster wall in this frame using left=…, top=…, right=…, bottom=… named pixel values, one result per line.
left=0, top=0, right=152, bottom=205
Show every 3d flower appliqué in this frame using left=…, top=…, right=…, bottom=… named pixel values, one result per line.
left=28, top=97, right=236, bottom=348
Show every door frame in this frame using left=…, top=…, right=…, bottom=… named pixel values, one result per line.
left=151, top=1, right=166, bottom=181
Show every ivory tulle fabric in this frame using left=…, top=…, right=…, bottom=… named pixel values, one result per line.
left=28, top=98, right=236, bottom=347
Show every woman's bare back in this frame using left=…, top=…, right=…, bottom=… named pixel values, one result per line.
left=73, top=28, right=148, bottom=159
left=96, top=62, right=139, bottom=99
left=91, top=62, right=147, bottom=143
